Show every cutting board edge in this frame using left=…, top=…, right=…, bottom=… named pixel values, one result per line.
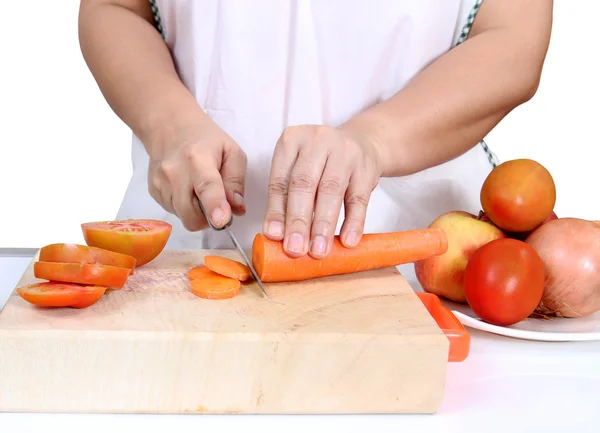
left=0, top=330, right=449, bottom=414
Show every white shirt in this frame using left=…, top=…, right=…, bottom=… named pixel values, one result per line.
left=116, top=0, right=496, bottom=284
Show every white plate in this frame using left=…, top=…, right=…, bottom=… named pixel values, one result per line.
left=444, top=299, right=600, bottom=342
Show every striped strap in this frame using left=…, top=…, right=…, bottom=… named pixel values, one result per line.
left=148, top=0, right=165, bottom=39
left=455, top=0, right=498, bottom=168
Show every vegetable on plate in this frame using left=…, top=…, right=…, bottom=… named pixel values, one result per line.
left=480, top=158, right=556, bottom=233
left=463, top=237, right=545, bottom=326
left=525, top=218, right=600, bottom=318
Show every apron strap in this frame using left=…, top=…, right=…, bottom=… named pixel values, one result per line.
left=454, top=0, right=499, bottom=168
left=148, top=0, right=165, bottom=40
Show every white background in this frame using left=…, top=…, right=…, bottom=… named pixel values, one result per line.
left=1, top=3, right=599, bottom=433
left=1, top=0, right=599, bottom=249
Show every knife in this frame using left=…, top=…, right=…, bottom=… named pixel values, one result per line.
left=197, top=199, right=269, bottom=298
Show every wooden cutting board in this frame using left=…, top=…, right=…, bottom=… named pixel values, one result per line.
left=0, top=249, right=449, bottom=414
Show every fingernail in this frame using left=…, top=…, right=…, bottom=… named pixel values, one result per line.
left=345, top=231, right=360, bottom=247
left=233, top=193, right=244, bottom=207
left=267, top=221, right=284, bottom=238
left=287, top=233, right=304, bottom=253
left=211, top=207, right=226, bottom=226
left=310, top=235, right=327, bottom=256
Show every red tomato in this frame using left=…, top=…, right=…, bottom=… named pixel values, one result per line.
left=33, top=262, right=130, bottom=289
left=463, top=238, right=544, bottom=326
left=81, top=219, right=172, bottom=267
left=39, top=243, right=137, bottom=274
left=16, top=282, right=107, bottom=309
left=480, top=159, right=556, bottom=232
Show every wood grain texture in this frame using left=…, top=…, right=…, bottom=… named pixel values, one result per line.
left=0, top=249, right=449, bottom=414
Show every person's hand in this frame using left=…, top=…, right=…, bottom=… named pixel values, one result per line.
left=263, top=125, right=383, bottom=259
left=147, top=115, right=247, bottom=231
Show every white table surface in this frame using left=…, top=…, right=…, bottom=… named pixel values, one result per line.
left=1, top=252, right=599, bottom=433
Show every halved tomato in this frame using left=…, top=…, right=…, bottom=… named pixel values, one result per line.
left=39, top=243, right=137, bottom=274
left=16, top=282, right=107, bottom=309
left=33, top=262, right=130, bottom=289
left=81, top=219, right=172, bottom=267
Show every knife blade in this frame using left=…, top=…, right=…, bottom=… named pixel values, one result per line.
left=223, top=225, right=269, bottom=297
left=197, top=199, right=269, bottom=298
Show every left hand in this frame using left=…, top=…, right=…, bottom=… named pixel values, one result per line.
left=263, top=124, right=383, bottom=259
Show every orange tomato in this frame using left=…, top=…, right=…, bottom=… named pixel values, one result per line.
left=463, top=238, right=544, bottom=326
left=480, top=159, right=556, bottom=232
left=33, top=262, right=130, bottom=289
left=81, top=219, right=172, bottom=267
left=39, top=243, right=137, bottom=274
left=16, top=282, right=107, bottom=309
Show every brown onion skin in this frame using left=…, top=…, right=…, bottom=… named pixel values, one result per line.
left=525, top=218, right=600, bottom=318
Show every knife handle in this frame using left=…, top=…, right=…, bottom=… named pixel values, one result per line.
left=197, top=199, right=233, bottom=231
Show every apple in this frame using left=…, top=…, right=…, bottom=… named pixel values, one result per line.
left=414, top=210, right=507, bottom=303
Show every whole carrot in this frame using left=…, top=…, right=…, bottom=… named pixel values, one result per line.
left=252, top=229, right=448, bottom=283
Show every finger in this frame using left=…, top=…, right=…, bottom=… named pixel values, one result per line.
left=263, top=132, right=301, bottom=241
left=340, top=171, right=373, bottom=248
left=172, top=177, right=207, bottom=232
left=309, top=156, right=350, bottom=258
left=283, top=146, right=329, bottom=257
left=157, top=158, right=205, bottom=230
left=192, top=160, right=231, bottom=229
left=220, top=145, right=248, bottom=216
left=148, top=162, right=176, bottom=214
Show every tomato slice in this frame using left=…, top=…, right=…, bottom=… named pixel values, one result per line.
left=16, top=282, right=107, bottom=309
left=33, top=262, right=130, bottom=289
left=39, top=243, right=137, bottom=275
left=81, top=219, right=172, bottom=267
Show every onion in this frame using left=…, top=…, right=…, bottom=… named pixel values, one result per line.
left=525, top=218, right=600, bottom=318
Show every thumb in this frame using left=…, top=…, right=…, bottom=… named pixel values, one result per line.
left=220, top=146, right=248, bottom=216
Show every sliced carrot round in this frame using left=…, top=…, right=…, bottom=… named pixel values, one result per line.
left=204, top=255, right=250, bottom=281
left=187, top=265, right=219, bottom=280
left=190, top=275, right=241, bottom=300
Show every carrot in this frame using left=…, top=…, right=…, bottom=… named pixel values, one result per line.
left=190, top=274, right=241, bottom=300
left=251, top=228, right=448, bottom=283
left=187, top=265, right=219, bottom=280
left=204, top=255, right=251, bottom=281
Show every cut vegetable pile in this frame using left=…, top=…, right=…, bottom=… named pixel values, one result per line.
left=187, top=257, right=248, bottom=300
left=15, top=219, right=172, bottom=309
left=415, top=158, right=600, bottom=327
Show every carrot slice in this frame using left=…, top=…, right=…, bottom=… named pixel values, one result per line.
left=187, top=265, right=219, bottom=280
left=190, top=275, right=241, bottom=300
left=251, top=229, right=448, bottom=283
left=204, top=255, right=251, bottom=281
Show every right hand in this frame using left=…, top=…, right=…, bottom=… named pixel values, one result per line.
left=147, top=116, right=247, bottom=231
